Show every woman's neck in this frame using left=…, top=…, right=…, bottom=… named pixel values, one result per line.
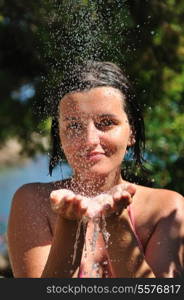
left=70, top=168, right=124, bottom=197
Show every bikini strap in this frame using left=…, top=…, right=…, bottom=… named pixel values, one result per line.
left=127, top=204, right=144, bottom=253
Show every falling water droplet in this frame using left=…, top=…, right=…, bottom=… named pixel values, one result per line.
left=90, top=217, right=100, bottom=251
left=72, top=218, right=83, bottom=265
left=101, top=215, right=110, bottom=246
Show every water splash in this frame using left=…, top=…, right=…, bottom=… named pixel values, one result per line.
left=71, top=213, right=111, bottom=278
left=90, top=262, right=100, bottom=278
left=90, top=217, right=100, bottom=252
left=72, top=215, right=89, bottom=265
left=101, top=215, right=110, bottom=246
left=72, top=218, right=83, bottom=265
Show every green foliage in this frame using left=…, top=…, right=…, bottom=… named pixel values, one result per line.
left=0, top=0, right=183, bottom=193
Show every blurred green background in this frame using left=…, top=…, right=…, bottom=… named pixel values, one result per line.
left=0, top=0, right=184, bottom=192
left=0, top=0, right=184, bottom=278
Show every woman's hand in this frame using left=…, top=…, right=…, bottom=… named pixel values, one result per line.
left=50, top=189, right=89, bottom=220
left=50, top=183, right=136, bottom=220
left=87, top=183, right=136, bottom=219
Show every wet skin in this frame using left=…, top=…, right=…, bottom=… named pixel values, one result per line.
left=53, top=87, right=135, bottom=219
left=7, top=87, right=184, bottom=278
left=50, top=87, right=136, bottom=277
left=59, top=87, right=133, bottom=181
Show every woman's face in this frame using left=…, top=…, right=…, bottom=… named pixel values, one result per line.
left=59, top=86, right=133, bottom=178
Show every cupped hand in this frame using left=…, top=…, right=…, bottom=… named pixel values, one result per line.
left=87, top=183, right=136, bottom=219
left=50, top=183, right=136, bottom=220
left=50, top=189, right=89, bottom=220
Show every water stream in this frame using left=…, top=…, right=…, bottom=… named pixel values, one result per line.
left=72, top=214, right=111, bottom=277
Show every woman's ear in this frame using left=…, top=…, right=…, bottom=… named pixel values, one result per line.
left=127, top=129, right=136, bottom=147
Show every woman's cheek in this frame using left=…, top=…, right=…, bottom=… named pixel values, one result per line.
left=63, top=141, right=82, bottom=163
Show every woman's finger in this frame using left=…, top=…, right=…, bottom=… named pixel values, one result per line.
left=124, top=183, right=136, bottom=197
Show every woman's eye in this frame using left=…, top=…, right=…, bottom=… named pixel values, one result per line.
left=96, top=119, right=115, bottom=129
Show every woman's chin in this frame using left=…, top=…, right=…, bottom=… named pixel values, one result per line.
left=81, top=165, right=113, bottom=178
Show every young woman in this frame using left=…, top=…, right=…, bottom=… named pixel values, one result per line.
left=7, top=61, right=184, bottom=278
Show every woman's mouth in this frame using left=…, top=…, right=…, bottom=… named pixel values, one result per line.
left=86, top=152, right=105, bottom=161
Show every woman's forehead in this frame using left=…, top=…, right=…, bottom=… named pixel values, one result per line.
left=59, top=86, right=125, bottom=117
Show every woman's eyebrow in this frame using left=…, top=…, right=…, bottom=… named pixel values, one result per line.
left=63, top=113, right=118, bottom=121
left=96, top=113, right=118, bottom=118
left=63, top=116, right=80, bottom=121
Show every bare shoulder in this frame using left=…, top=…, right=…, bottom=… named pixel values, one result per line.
left=13, top=181, right=55, bottom=200
left=9, top=179, right=71, bottom=235
left=135, top=185, right=184, bottom=220
left=131, top=184, right=184, bottom=247
left=9, top=181, right=56, bottom=233
left=10, top=182, right=50, bottom=216
left=11, top=179, right=69, bottom=208
left=134, top=184, right=183, bottom=212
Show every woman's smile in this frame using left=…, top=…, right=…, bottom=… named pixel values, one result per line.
left=86, top=151, right=106, bottom=162
left=59, top=86, right=133, bottom=176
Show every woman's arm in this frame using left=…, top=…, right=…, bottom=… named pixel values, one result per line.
left=7, top=184, right=84, bottom=278
left=144, top=191, right=184, bottom=278
left=41, top=216, right=84, bottom=278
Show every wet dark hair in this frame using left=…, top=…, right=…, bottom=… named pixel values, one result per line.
left=49, top=61, right=145, bottom=181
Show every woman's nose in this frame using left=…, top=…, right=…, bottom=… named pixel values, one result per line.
left=84, top=123, right=101, bottom=146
